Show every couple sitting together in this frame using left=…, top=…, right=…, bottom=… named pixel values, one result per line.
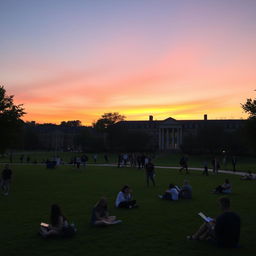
left=91, top=185, right=138, bottom=227
left=159, top=180, right=192, bottom=201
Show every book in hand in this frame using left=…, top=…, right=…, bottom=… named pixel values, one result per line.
left=198, top=212, right=214, bottom=223
left=40, top=222, right=49, bottom=228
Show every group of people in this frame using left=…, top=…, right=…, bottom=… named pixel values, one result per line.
left=1, top=155, right=250, bottom=249
left=38, top=182, right=241, bottom=249
left=40, top=185, right=138, bottom=238
left=117, top=153, right=153, bottom=169
left=159, top=180, right=192, bottom=200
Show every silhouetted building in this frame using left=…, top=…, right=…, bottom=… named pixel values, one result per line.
left=116, top=115, right=245, bottom=151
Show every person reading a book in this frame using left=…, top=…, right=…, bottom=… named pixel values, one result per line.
left=91, top=197, right=122, bottom=226
left=187, top=197, right=241, bottom=248
left=39, top=204, right=69, bottom=238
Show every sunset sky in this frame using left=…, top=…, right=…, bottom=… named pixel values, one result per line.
left=1, top=0, right=256, bottom=125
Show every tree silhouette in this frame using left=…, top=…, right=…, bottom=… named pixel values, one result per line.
left=0, top=86, right=26, bottom=153
left=93, top=112, right=125, bottom=130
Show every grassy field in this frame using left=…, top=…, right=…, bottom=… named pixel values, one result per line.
left=0, top=164, right=255, bottom=256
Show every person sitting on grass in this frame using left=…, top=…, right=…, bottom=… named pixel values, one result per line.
left=179, top=180, right=192, bottom=199
left=214, top=179, right=232, bottom=194
left=187, top=197, right=241, bottom=248
left=39, top=204, right=73, bottom=238
left=91, top=197, right=122, bottom=226
left=159, top=184, right=179, bottom=201
left=115, top=185, right=138, bottom=208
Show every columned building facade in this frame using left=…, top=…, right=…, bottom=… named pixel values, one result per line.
left=158, top=118, right=182, bottom=150
left=115, top=115, right=245, bottom=151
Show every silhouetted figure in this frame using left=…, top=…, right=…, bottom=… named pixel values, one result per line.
left=117, top=154, right=122, bottom=168
left=137, top=155, right=142, bottom=169
left=212, top=157, right=220, bottom=174
left=179, top=156, right=189, bottom=174
left=76, top=157, right=81, bottom=168
left=9, top=153, right=13, bottom=163
left=202, top=161, right=209, bottom=176
left=20, top=154, right=24, bottom=163
left=81, top=155, right=88, bottom=166
left=145, top=161, right=156, bottom=186
left=232, top=156, right=237, bottom=172
left=187, top=197, right=240, bottom=248
left=93, top=154, right=97, bottom=163
left=1, top=164, right=12, bottom=195
left=104, top=154, right=109, bottom=163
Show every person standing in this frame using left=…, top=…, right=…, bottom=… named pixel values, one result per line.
left=1, top=164, right=12, bottom=196
left=202, top=161, right=209, bottom=176
left=93, top=154, right=97, bottom=163
left=232, top=156, right=237, bottom=172
left=145, top=161, right=156, bottom=187
left=104, top=154, right=109, bottom=163
left=179, top=156, right=189, bottom=174
left=76, top=157, right=81, bottom=168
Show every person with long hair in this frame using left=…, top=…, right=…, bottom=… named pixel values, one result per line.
left=115, top=185, right=138, bottom=208
left=91, top=197, right=122, bottom=226
left=39, top=204, right=69, bottom=237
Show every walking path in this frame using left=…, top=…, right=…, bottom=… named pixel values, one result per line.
left=0, top=162, right=250, bottom=176
left=88, top=164, right=248, bottom=176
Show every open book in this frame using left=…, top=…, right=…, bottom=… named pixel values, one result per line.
left=198, top=212, right=214, bottom=223
left=40, top=222, right=49, bottom=228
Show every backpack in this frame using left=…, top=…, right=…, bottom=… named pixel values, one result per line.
left=61, top=225, right=77, bottom=238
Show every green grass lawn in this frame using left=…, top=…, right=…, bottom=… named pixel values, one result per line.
left=0, top=164, right=255, bottom=256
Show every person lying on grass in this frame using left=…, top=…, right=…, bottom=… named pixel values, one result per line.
left=240, top=171, right=255, bottom=180
left=115, top=185, right=138, bottom=208
left=39, top=204, right=74, bottom=238
left=158, top=184, right=179, bottom=201
left=91, top=197, right=122, bottom=226
left=213, top=179, right=232, bottom=194
left=187, top=197, right=241, bottom=248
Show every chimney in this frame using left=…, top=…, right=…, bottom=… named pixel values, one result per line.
left=204, top=114, right=207, bottom=121
left=149, top=115, right=153, bottom=121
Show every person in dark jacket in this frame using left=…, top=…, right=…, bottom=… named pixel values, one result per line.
left=187, top=197, right=240, bottom=248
